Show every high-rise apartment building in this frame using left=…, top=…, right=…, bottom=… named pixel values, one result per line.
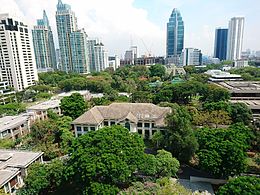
left=180, top=48, right=202, bottom=66
left=32, top=10, right=56, bottom=72
left=227, top=17, right=245, bottom=61
left=56, top=0, right=89, bottom=73
left=70, top=29, right=89, bottom=73
left=88, top=38, right=108, bottom=72
left=0, top=14, right=38, bottom=92
left=166, top=8, right=184, bottom=64
left=214, top=28, right=228, bottom=61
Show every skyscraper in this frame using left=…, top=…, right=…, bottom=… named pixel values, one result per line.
left=227, top=17, right=245, bottom=61
left=56, top=0, right=89, bottom=73
left=32, top=10, right=57, bottom=71
left=56, top=0, right=77, bottom=72
left=0, top=14, right=38, bottom=91
left=166, top=8, right=184, bottom=64
left=214, top=28, right=228, bottom=61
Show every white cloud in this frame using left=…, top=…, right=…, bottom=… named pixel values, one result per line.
left=1, top=0, right=165, bottom=57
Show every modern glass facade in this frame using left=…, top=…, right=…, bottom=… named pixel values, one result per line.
left=32, top=10, right=57, bottom=70
left=167, top=9, right=184, bottom=58
left=214, top=28, right=228, bottom=61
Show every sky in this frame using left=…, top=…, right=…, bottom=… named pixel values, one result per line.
left=0, top=0, right=259, bottom=57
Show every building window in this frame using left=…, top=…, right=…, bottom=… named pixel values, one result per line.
left=110, top=121, right=115, bottom=126
left=125, top=122, right=131, bottom=131
left=152, top=123, right=155, bottom=128
left=145, top=130, right=149, bottom=139
left=137, top=122, right=142, bottom=127
left=76, top=126, right=82, bottom=132
left=138, top=129, right=142, bottom=135
left=83, top=127, right=88, bottom=132
left=152, top=130, right=157, bottom=135
left=104, top=121, right=109, bottom=126
left=144, top=123, right=150, bottom=128
left=90, top=127, right=95, bottom=131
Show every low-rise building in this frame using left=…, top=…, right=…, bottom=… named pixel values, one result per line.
left=216, top=81, right=260, bottom=119
left=26, top=99, right=61, bottom=121
left=0, top=149, right=43, bottom=194
left=0, top=114, right=31, bottom=140
left=72, top=103, right=171, bottom=139
left=205, top=70, right=242, bottom=82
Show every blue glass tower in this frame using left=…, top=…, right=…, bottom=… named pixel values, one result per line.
left=56, top=0, right=90, bottom=73
left=167, top=9, right=184, bottom=58
left=32, top=10, right=57, bottom=70
left=214, top=28, right=228, bottom=61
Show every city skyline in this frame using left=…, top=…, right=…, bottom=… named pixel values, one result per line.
left=0, top=0, right=259, bottom=57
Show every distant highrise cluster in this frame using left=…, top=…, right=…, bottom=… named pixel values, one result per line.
left=32, top=0, right=109, bottom=74
left=214, top=17, right=245, bottom=61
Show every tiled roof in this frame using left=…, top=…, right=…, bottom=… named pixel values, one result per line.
left=72, top=103, right=171, bottom=127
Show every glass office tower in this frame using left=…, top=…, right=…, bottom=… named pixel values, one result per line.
left=167, top=8, right=184, bottom=64
left=214, top=28, right=228, bottom=61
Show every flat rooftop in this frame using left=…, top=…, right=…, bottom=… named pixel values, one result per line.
left=55, top=90, right=90, bottom=99
left=0, top=114, right=29, bottom=133
left=217, top=81, right=260, bottom=93
left=230, top=100, right=260, bottom=110
left=205, top=70, right=242, bottom=78
left=27, top=99, right=60, bottom=111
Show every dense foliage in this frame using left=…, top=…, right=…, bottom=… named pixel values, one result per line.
left=217, top=176, right=260, bottom=195
left=60, top=93, right=87, bottom=119
left=196, top=124, right=253, bottom=178
left=66, top=125, right=145, bottom=194
left=19, top=114, right=74, bottom=160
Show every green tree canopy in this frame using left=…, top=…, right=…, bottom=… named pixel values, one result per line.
left=60, top=93, right=87, bottom=119
left=149, top=64, right=166, bottom=78
left=160, top=103, right=198, bottom=162
left=66, top=125, right=145, bottom=194
left=217, top=176, right=260, bottom=195
left=196, top=124, right=253, bottom=178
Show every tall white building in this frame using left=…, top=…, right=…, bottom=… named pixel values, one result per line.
left=227, top=17, right=245, bottom=61
left=181, top=48, right=202, bottom=66
left=0, top=14, right=38, bottom=92
left=88, top=38, right=108, bottom=72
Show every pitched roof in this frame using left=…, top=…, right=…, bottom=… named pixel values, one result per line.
left=72, top=103, right=171, bottom=126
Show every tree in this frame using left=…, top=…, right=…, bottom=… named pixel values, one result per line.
left=151, top=131, right=164, bottom=148
left=208, top=110, right=231, bottom=128
left=163, top=104, right=199, bottom=162
left=139, top=150, right=180, bottom=178
left=196, top=125, right=252, bottom=178
left=200, top=84, right=230, bottom=103
left=155, top=150, right=180, bottom=178
left=60, top=93, right=87, bottom=119
left=66, top=125, right=145, bottom=193
left=0, top=139, right=15, bottom=149
left=130, top=91, right=153, bottom=103
left=230, top=103, right=252, bottom=125
left=217, top=176, right=260, bottom=195
left=120, top=178, right=193, bottom=195
left=149, top=64, right=166, bottom=78
left=18, top=160, right=66, bottom=195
